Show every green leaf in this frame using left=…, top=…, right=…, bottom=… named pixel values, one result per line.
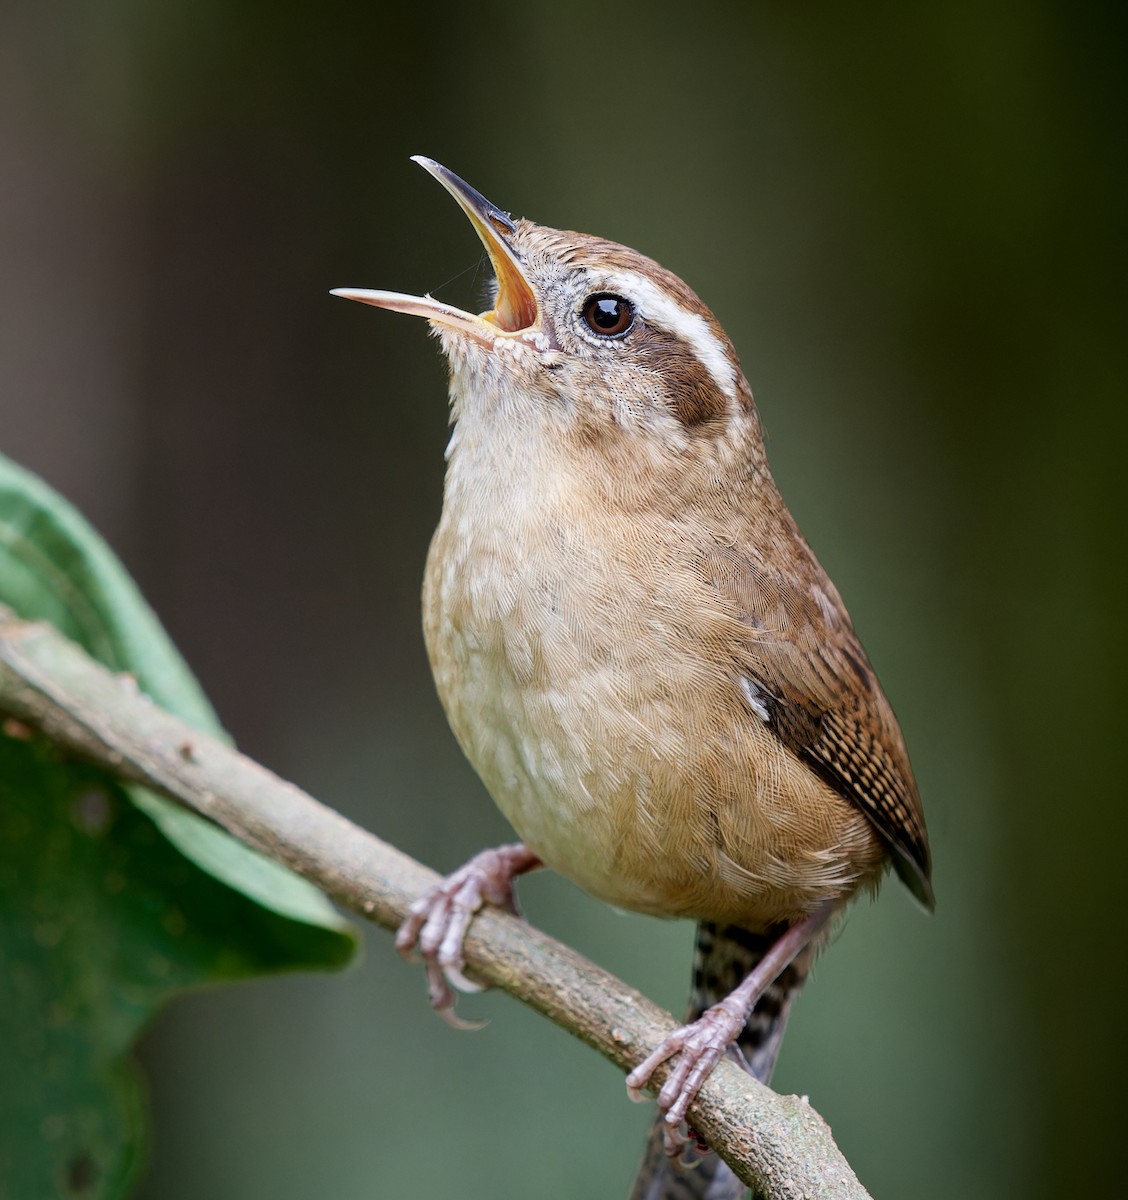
left=0, top=453, right=357, bottom=1198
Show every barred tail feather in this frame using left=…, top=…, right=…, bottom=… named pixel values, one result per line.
left=628, top=922, right=811, bottom=1200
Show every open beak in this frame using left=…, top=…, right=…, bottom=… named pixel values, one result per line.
left=331, top=156, right=539, bottom=344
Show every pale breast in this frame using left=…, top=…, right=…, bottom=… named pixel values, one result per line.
left=421, top=448, right=885, bottom=929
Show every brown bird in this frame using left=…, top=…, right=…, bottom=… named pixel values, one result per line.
left=333, top=158, right=932, bottom=1199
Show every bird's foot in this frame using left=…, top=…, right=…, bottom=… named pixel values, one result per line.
left=625, top=905, right=835, bottom=1159
left=626, top=1000, right=749, bottom=1157
left=395, top=843, right=541, bottom=1026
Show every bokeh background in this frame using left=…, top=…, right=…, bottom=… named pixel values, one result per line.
left=2, top=2, right=1124, bottom=1197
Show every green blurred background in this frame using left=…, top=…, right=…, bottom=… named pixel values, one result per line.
left=2, top=1, right=1124, bottom=1196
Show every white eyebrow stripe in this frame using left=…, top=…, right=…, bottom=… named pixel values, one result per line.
left=602, top=269, right=736, bottom=400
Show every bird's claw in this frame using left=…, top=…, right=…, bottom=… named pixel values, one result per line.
left=625, top=1001, right=746, bottom=1158
left=395, top=843, right=539, bottom=1025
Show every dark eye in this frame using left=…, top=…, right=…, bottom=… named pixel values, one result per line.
left=581, top=293, right=635, bottom=338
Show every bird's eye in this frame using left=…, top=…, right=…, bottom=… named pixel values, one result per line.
left=581, top=293, right=635, bottom=338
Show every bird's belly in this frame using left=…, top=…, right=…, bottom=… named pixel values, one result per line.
left=423, top=522, right=882, bottom=927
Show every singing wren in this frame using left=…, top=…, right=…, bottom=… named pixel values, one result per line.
left=333, top=158, right=932, bottom=1198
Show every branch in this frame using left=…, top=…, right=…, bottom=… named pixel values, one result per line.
left=0, top=608, right=871, bottom=1200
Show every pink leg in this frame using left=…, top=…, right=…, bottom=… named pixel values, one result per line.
left=395, top=843, right=542, bottom=1026
left=625, top=903, right=833, bottom=1157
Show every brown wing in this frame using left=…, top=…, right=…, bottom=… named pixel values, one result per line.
left=700, top=542, right=934, bottom=909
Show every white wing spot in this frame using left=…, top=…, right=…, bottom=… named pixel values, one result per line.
left=739, top=676, right=771, bottom=723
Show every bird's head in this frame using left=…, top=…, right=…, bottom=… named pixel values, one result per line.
left=334, top=158, right=760, bottom=473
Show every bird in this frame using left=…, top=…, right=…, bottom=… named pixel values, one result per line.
left=332, top=157, right=933, bottom=1199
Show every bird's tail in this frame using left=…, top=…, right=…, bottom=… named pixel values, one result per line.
left=627, top=922, right=811, bottom=1200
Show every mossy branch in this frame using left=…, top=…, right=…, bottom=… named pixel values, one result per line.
left=0, top=607, right=872, bottom=1200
